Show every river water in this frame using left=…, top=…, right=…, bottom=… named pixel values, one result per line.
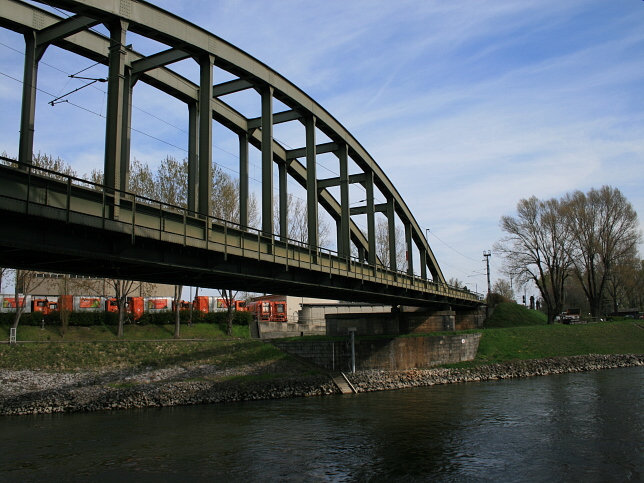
left=1, top=367, right=642, bottom=482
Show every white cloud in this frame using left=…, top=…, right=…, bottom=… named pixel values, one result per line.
left=1, top=0, right=643, bottom=286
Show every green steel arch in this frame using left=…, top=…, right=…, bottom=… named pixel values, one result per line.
left=1, top=0, right=446, bottom=284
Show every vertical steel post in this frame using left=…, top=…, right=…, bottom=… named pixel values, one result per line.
left=365, top=171, right=376, bottom=265
left=104, top=20, right=128, bottom=201
left=348, top=327, right=356, bottom=373
left=338, top=143, right=350, bottom=260
left=405, top=222, right=414, bottom=276
left=306, top=116, right=318, bottom=251
left=279, top=161, right=287, bottom=240
left=18, top=31, right=43, bottom=169
left=119, top=67, right=135, bottom=193
left=261, top=85, right=274, bottom=236
left=420, top=247, right=428, bottom=280
left=198, top=54, right=214, bottom=218
left=187, top=101, right=199, bottom=214
left=387, top=198, right=397, bottom=272
left=239, top=132, right=249, bottom=229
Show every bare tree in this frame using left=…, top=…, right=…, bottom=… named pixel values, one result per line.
left=31, top=151, right=77, bottom=179
left=447, top=277, right=464, bottom=289
left=495, top=197, right=573, bottom=323
left=219, top=288, right=237, bottom=336
left=173, top=284, right=183, bottom=338
left=11, top=270, right=46, bottom=329
left=156, top=156, right=188, bottom=208
left=375, top=218, right=406, bottom=271
left=106, top=279, right=147, bottom=337
left=128, top=158, right=156, bottom=201
left=275, top=193, right=330, bottom=247
left=562, top=186, right=640, bottom=317
left=492, top=279, right=515, bottom=301
left=0, top=267, right=7, bottom=292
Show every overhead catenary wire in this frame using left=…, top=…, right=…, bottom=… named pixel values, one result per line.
left=1, top=33, right=385, bottom=211
left=1, top=37, right=381, bottom=237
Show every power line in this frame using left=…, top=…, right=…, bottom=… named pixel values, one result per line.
left=1, top=40, right=387, bottom=210
left=426, top=229, right=481, bottom=263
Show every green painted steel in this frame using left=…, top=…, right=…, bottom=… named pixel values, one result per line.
left=0, top=161, right=482, bottom=306
left=0, top=0, right=484, bottom=305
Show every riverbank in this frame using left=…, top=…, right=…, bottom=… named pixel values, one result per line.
left=1, top=353, right=642, bottom=416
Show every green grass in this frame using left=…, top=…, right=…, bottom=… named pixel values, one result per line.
left=485, top=302, right=547, bottom=328
left=2, top=319, right=642, bottom=373
left=0, top=334, right=287, bottom=371
left=1, top=322, right=249, bottom=342
left=475, top=320, right=644, bottom=364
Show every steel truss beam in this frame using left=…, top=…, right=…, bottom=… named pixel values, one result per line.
left=1, top=0, right=448, bottom=286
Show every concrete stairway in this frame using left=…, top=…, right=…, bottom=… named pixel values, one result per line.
left=332, top=372, right=357, bottom=394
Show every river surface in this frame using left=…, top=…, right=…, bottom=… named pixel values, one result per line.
left=1, top=366, right=642, bottom=482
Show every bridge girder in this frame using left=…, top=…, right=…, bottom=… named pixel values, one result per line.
left=0, top=0, right=449, bottom=288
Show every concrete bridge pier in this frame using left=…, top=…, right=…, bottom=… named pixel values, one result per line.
left=325, top=304, right=485, bottom=337
left=399, top=305, right=486, bottom=332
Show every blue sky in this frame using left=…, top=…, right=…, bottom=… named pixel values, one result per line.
left=1, top=0, right=643, bottom=299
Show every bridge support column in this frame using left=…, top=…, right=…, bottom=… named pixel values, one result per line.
left=365, top=171, right=376, bottom=265
left=387, top=198, right=397, bottom=272
left=279, top=161, right=288, bottom=240
left=306, top=116, right=318, bottom=253
left=104, top=20, right=128, bottom=203
left=198, top=54, right=214, bottom=218
left=405, top=223, right=414, bottom=276
left=239, top=132, right=249, bottom=229
left=187, top=101, right=198, bottom=214
left=261, top=85, right=274, bottom=236
left=119, top=68, right=137, bottom=193
left=18, top=31, right=46, bottom=168
left=420, top=248, right=428, bottom=280
left=338, top=143, right=350, bottom=260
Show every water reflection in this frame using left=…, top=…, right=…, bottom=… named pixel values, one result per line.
left=1, top=367, right=642, bottom=481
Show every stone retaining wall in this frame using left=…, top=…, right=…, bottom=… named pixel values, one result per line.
left=271, top=333, right=482, bottom=371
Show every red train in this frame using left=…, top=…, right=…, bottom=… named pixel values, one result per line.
left=1, top=294, right=288, bottom=323
left=246, top=299, right=287, bottom=322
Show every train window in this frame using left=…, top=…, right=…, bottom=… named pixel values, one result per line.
left=276, top=304, right=285, bottom=313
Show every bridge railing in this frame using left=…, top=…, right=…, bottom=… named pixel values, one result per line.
left=0, top=157, right=483, bottom=302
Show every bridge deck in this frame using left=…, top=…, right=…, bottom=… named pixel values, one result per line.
left=0, top=163, right=482, bottom=308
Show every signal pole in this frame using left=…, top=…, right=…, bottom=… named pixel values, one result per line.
left=483, top=251, right=491, bottom=295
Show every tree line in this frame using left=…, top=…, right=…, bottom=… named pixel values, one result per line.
left=495, top=186, right=641, bottom=323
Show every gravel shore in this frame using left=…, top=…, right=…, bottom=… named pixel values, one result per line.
left=1, top=354, right=642, bottom=416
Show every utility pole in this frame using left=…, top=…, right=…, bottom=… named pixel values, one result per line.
left=483, top=250, right=492, bottom=295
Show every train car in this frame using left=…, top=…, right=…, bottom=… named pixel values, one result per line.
left=172, top=300, right=192, bottom=311
left=193, top=296, right=247, bottom=313
left=58, top=295, right=105, bottom=312
left=193, top=295, right=212, bottom=314
left=0, top=295, right=32, bottom=313
left=247, top=299, right=287, bottom=322
left=145, top=296, right=173, bottom=313
left=1, top=293, right=248, bottom=319
left=105, top=296, right=145, bottom=320
left=31, top=297, right=58, bottom=316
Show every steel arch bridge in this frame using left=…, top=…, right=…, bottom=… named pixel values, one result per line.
left=0, top=0, right=482, bottom=308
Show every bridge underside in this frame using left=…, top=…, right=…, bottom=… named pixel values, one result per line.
left=0, top=163, right=479, bottom=309
left=0, top=208, right=475, bottom=309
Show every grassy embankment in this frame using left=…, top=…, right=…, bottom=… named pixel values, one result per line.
left=474, top=302, right=644, bottom=365
left=0, top=323, right=295, bottom=372
left=1, top=303, right=642, bottom=372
